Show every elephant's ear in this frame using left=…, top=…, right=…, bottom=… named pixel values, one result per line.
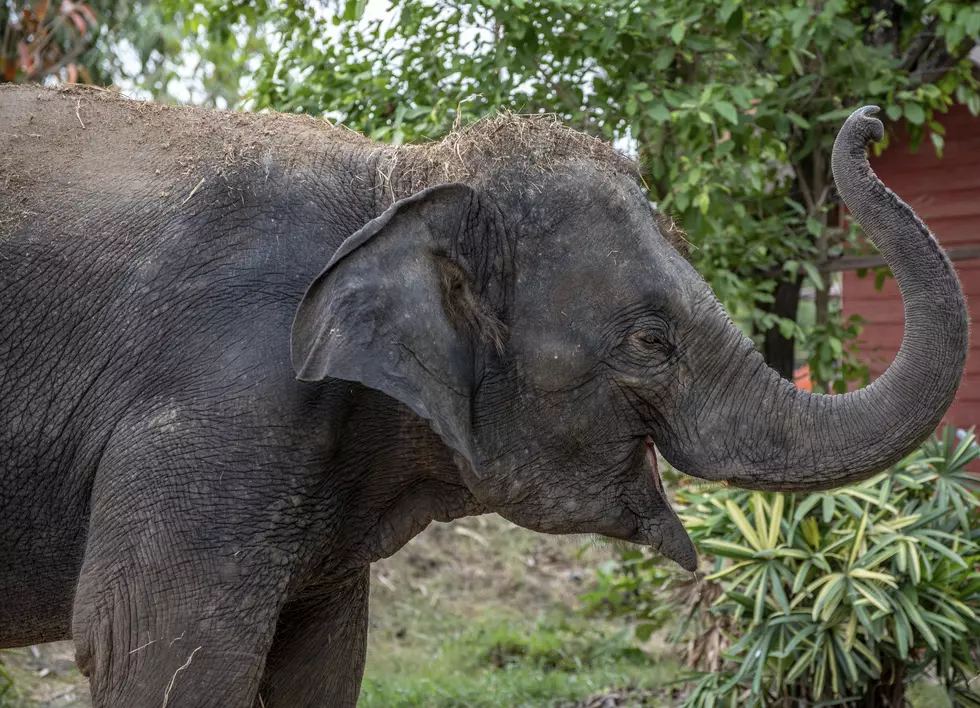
left=291, top=183, right=483, bottom=464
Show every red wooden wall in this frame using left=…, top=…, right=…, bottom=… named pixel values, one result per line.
left=842, top=104, right=980, bottom=432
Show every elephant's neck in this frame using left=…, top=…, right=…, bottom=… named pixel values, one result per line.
left=322, top=394, right=485, bottom=573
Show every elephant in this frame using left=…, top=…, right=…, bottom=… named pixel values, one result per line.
left=0, top=84, right=967, bottom=708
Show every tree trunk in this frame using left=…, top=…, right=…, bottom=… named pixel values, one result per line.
left=758, top=275, right=804, bottom=381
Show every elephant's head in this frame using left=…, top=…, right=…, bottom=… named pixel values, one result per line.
left=291, top=107, right=968, bottom=571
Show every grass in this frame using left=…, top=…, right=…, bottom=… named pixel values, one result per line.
left=0, top=644, right=88, bottom=708
left=358, top=515, right=678, bottom=707
left=359, top=611, right=676, bottom=708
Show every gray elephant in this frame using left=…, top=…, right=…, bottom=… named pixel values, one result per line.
left=0, top=85, right=967, bottom=708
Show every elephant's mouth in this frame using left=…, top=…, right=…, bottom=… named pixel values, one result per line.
left=645, top=435, right=666, bottom=496
left=633, top=435, right=697, bottom=571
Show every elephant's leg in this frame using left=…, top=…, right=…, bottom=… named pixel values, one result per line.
left=255, top=569, right=370, bottom=708
left=72, top=420, right=309, bottom=708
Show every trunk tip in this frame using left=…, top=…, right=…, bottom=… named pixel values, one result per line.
left=841, top=105, right=885, bottom=146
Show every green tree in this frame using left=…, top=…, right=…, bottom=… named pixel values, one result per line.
left=9, top=0, right=978, bottom=386
left=1, top=0, right=268, bottom=106
left=251, top=0, right=980, bottom=390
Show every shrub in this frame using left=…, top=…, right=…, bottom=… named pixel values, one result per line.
left=584, top=427, right=980, bottom=707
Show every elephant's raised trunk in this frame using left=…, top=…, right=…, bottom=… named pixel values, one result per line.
left=689, top=107, right=969, bottom=492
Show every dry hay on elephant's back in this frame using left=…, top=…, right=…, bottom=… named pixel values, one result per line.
left=1, top=85, right=633, bottom=195
left=0, top=84, right=373, bottom=239
left=0, top=84, right=690, bottom=260
left=376, top=110, right=639, bottom=196
left=653, top=209, right=692, bottom=261
left=375, top=112, right=691, bottom=257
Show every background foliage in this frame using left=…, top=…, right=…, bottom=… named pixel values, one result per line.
left=5, top=0, right=979, bottom=386
left=1, top=0, right=268, bottom=104
left=248, top=0, right=980, bottom=390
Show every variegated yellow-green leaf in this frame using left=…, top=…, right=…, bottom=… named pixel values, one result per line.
left=726, top=498, right=764, bottom=551
left=849, top=568, right=898, bottom=587
left=768, top=494, right=784, bottom=548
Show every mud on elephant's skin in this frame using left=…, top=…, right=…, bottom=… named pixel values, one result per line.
left=0, top=86, right=968, bottom=708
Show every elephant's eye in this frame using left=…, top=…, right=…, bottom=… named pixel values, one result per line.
left=612, top=323, right=675, bottom=371
left=629, top=330, right=668, bottom=351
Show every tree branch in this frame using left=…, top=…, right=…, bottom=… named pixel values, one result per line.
left=898, top=19, right=938, bottom=71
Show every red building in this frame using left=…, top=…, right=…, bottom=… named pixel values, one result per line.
left=842, top=103, right=980, bottom=431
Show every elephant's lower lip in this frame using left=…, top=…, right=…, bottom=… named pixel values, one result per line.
left=639, top=436, right=698, bottom=572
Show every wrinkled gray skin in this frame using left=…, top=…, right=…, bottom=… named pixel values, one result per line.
left=0, top=85, right=968, bottom=708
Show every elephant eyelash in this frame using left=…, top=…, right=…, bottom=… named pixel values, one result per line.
left=629, top=330, right=668, bottom=349
left=612, top=328, right=676, bottom=371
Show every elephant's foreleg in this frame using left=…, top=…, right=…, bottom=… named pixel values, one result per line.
left=71, top=419, right=308, bottom=708
left=255, top=569, right=370, bottom=708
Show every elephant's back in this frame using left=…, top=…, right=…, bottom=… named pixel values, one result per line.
left=0, top=84, right=372, bottom=248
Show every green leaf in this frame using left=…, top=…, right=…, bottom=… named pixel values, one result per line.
left=904, top=103, right=926, bottom=126
left=792, top=561, right=812, bottom=595
left=705, top=560, right=755, bottom=581
left=919, top=535, right=969, bottom=568
left=786, top=642, right=819, bottom=683
left=700, top=539, right=758, bottom=559
left=834, top=633, right=860, bottom=685
left=896, top=592, right=938, bottom=649
left=752, top=494, right=768, bottom=545
left=773, top=547, right=808, bottom=560
left=805, top=217, right=823, bottom=238
left=772, top=623, right=818, bottom=658
left=787, top=112, right=810, bottom=130
left=726, top=499, right=764, bottom=550
left=851, top=637, right=882, bottom=676
left=714, top=100, right=738, bottom=125
left=848, top=503, right=871, bottom=567
left=849, top=568, right=897, bottom=587
left=654, top=48, right=675, bottom=71
left=769, top=564, right=790, bottom=614
left=342, top=0, right=369, bottom=22
left=822, top=495, right=835, bottom=524
left=752, top=627, right=775, bottom=694
left=754, top=568, right=769, bottom=622
left=893, top=608, right=910, bottom=658
left=851, top=580, right=891, bottom=613
left=816, top=107, right=855, bottom=123
left=719, top=0, right=742, bottom=23
left=812, top=574, right=845, bottom=621
left=793, top=495, right=822, bottom=524
left=670, top=22, right=687, bottom=45
left=778, top=318, right=796, bottom=339
left=768, top=495, right=784, bottom=548
left=648, top=102, right=671, bottom=122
